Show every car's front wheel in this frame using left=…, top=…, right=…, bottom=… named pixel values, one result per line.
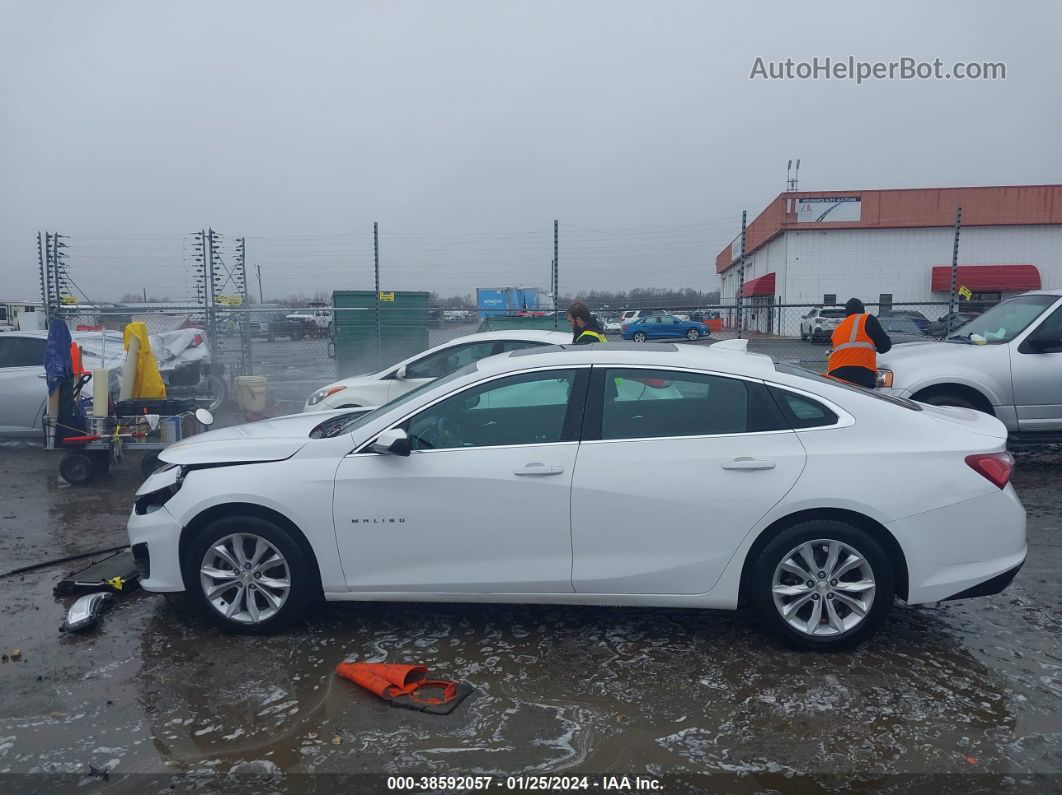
left=751, top=520, right=894, bottom=651
left=633, top=331, right=647, bottom=342
left=184, top=515, right=315, bottom=634
left=686, top=328, right=700, bottom=340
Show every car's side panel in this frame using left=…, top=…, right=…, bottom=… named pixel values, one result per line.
left=0, top=365, right=47, bottom=436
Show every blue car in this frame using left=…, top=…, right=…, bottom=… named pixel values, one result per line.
left=622, top=314, right=710, bottom=342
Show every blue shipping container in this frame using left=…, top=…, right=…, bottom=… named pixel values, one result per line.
left=477, top=287, right=541, bottom=320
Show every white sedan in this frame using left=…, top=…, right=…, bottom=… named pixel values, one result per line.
left=130, top=340, right=1026, bottom=650
left=303, top=330, right=571, bottom=412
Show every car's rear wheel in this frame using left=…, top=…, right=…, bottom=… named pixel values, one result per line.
left=686, top=328, right=699, bottom=340
left=633, top=331, right=647, bottom=342
left=751, top=520, right=894, bottom=651
left=184, top=515, right=314, bottom=635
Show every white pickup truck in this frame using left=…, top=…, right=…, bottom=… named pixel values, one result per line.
left=876, top=290, right=1062, bottom=437
left=286, top=305, right=333, bottom=339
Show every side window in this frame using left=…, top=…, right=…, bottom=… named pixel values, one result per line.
left=0, top=338, right=46, bottom=368
left=1035, top=306, right=1062, bottom=333
left=498, top=340, right=545, bottom=353
left=407, top=369, right=579, bottom=451
left=769, top=387, right=839, bottom=429
left=404, top=342, right=497, bottom=380
left=601, top=369, right=750, bottom=439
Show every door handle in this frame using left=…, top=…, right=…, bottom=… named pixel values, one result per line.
left=514, top=463, right=565, bottom=476
left=722, top=457, right=776, bottom=471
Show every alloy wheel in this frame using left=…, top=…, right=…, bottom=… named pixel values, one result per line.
left=771, top=539, right=876, bottom=637
left=199, top=532, right=292, bottom=624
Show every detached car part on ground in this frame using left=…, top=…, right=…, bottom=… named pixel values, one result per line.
left=129, top=340, right=1025, bottom=651
left=877, top=290, right=1062, bottom=436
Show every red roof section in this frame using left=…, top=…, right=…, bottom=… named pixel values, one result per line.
left=740, top=272, right=776, bottom=297
left=930, top=264, right=1041, bottom=292
left=717, top=184, right=1062, bottom=273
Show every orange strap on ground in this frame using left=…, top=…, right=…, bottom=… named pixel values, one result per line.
left=336, top=662, right=460, bottom=705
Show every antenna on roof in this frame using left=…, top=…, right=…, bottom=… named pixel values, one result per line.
left=786, top=159, right=801, bottom=192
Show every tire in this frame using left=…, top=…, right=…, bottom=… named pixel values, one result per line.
left=183, top=515, right=315, bottom=635
left=59, top=452, right=95, bottom=485
left=140, top=452, right=161, bottom=478
left=686, top=328, right=700, bottom=341
left=750, top=520, right=894, bottom=651
left=800, top=329, right=807, bottom=341
left=918, top=393, right=982, bottom=412
left=204, top=374, right=228, bottom=413
left=633, top=332, right=647, bottom=343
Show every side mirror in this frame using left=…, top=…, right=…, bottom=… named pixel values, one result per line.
left=194, top=408, right=215, bottom=427
left=370, top=428, right=411, bottom=456
left=395, top=365, right=407, bottom=380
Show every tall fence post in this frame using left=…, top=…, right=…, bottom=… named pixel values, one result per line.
left=373, top=221, right=381, bottom=370
left=736, top=211, right=747, bottom=339
left=206, top=228, right=218, bottom=364
left=237, top=237, right=252, bottom=376
left=946, top=206, right=962, bottom=337
left=553, top=220, right=559, bottom=329
left=37, top=232, right=49, bottom=314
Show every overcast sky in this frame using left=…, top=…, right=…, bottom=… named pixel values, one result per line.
left=2, top=0, right=1060, bottom=303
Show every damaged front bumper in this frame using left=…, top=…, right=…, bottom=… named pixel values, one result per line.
left=126, top=505, right=185, bottom=592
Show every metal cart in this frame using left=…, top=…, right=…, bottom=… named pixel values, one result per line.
left=45, top=411, right=210, bottom=484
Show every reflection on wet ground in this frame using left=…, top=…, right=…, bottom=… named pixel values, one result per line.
left=0, top=446, right=1059, bottom=789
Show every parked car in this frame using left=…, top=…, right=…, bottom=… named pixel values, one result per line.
left=874, top=315, right=928, bottom=344
left=266, top=312, right=306, bottom=341
left=286, top=305, right=333, bottom=338
left=800, top=308, right=847, bottom=342
left=878, top=309, right=931, bottom=334
left=303, top=330, right=571, bottom=412
left=622, top=315, right=709, bottom=342
left=877, top=290, right=1062, bottom=435
left=927, top=312, right=980, bottom=338
left=130, top=339, right=1025, bottom=650
left=603, top=317, right=623, bottom=334
left=619, top=309, right=668, bottom=328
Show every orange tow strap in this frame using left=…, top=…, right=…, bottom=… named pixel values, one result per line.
left=335, top=662, right=471, bottom=714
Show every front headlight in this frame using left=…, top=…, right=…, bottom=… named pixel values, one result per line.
left=135, top=465, right=185, bottom=515
left=308, top=385, right=346, bottom=406
left=876, top=369, right=894, bottom=388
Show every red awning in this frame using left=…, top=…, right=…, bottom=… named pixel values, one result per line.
left=740, top=272, right=776, bottom=297
left=931, top=264, right=1041, bottom=292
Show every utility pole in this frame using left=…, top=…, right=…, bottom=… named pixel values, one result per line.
left=553, top=220, right=559, bottom=330
left=373, top=221, right=381, bottom=369
left=736, top=211, right=747, bottom=339
left=946, top=206, right=963, bottom=338
left=257, top=264, right=264, bottom=303
left=143, top=287, right=148, bottom=302
left=206, top=227, right=217, bottom=357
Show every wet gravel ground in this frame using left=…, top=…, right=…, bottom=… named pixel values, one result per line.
left=0, top=443, right=1060, bottom=793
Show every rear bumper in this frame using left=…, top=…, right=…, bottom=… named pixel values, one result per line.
left=887, top=487, right=1027, bottom=605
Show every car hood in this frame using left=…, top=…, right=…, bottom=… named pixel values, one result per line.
left=877, top=339, right=954, bottom=365
left=158, top=411, right=333, bottom=465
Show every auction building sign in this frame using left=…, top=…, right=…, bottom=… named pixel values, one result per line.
left=795, top=196, right=862, bottom=223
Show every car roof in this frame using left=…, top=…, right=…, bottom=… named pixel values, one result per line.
left=442, top=329, right=571, bottom=346
left=477, top=339, right=777, bottom=378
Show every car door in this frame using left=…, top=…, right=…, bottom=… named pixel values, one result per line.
left=0, top=336, right=49, bottom=436
left=570, top=367, right=806, bottom=594
left=333, top=367, right=589, bottom=592
left=1012, top=303, right=1062, bottom=431
left=385, top=340, right=502, bottom=401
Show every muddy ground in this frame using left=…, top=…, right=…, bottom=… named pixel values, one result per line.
left=0, top=443, right=1060, bottom=793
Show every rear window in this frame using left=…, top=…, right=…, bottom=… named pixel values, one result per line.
left=774, top=363, right=923, bottom=411
left=820, top=309, right=846, bottom=318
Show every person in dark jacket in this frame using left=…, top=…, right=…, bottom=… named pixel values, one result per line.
left=826, top=298, right=892, bottom=388
left=566, top=302, right=608, bottom=344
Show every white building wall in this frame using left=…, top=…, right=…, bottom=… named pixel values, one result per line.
left=720, top=224, right=1062, bottom=311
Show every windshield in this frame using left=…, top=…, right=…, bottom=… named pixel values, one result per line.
left=316, top=362, right=477, bottom=438
left=775, top=363, right=922, bottom=411
left=878, top=316, right=923, bottom=335
left=946, top=294, right=1057, bottom=345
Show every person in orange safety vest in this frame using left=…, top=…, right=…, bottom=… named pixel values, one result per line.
left=827, top=298, right=892, bottom=389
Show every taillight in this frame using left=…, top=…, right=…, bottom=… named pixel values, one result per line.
left=965, top=452, right=1015, bottom=490
left=192, top=334, right=203, bottom=347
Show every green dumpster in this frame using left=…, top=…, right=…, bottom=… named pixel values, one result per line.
left=332, top=291, right=429, bottom=378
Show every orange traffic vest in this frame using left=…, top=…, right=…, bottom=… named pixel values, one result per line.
left=828, top=313, right=876, bottom=372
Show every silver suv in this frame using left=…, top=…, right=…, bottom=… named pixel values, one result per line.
left=877, top=290, right=1062, bottom=435
left=800, top=307, right=847, bottom=342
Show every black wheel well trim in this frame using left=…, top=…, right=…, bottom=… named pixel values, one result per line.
left=738, top=508, right=909, bottom=605
left=911, top=383, right=995, bottom=414
left=179, top=502, right=323, bottom=597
